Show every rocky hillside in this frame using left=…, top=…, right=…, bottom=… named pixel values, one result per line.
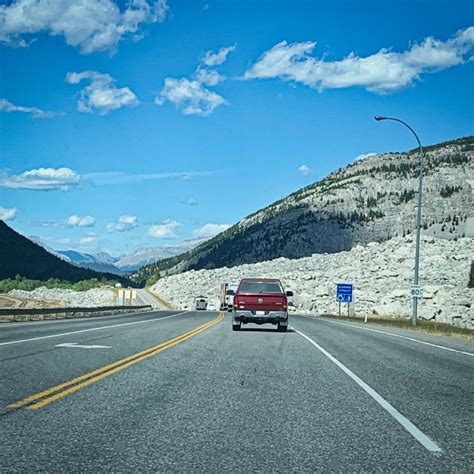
left=151, top=235, right=473, bottom=328
left=0, top=221, right=133, bottom=286
left=135, top=135, right=473, bottom=283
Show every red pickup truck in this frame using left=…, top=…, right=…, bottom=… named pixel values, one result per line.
left=232, top=278, right=293, bottom=332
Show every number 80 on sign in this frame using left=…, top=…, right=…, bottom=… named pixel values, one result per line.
left=410, top=285, right=422, bottom=298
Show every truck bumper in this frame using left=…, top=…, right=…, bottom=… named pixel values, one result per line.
left=233, top=310, right=288, bottom=325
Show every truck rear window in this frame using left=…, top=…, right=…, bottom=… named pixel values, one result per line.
left=238, top=281, right=282, bottom=294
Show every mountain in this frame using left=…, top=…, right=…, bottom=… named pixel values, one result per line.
left=56, top=250, right=124, bottom=275
left=44, top=239, right=205, bottom=276
left=133, top=135, right=474, bottom=284
left=115, top=238, right=205, bottom=272
left=0, top=221, right=133, bottom=285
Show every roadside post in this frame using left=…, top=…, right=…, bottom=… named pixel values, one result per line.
left=374, top=115, right=424, bottom=327
left=117, top=289, right=125, bottom=306
left=336, top=283, right=353, bottom=317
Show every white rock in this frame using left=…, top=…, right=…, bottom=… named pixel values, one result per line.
left=151, top=235, right=474, bottom=328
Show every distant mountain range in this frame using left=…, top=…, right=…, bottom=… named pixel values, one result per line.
left=113, top=238, right=204, bottom=272
left=49, top=237, right=206, bottom=275
left=133, top=135, right=474, bottom=285
left=55, top=250, right=125, bottom=275
left=0, top=221, right=132, bottom=285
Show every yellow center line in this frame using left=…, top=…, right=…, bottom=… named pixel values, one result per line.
left=9, top=312, right=224, bottom=410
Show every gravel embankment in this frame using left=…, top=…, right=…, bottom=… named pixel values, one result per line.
left=8, top=287, right=116, bottom=307
left=151, top=236, right=473, bottom=328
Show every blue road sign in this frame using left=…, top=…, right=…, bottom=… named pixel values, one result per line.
left=336, top=283, right=353, bottom=303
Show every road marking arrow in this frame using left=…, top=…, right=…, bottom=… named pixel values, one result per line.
left=55, top=343, right=111, bottom=349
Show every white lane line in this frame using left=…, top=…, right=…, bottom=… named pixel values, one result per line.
left=292, top=327, right=442, bottom=453
left=55, top=343, right=111, bottom=349
left=0, top=311, right=188, bottom=347
left=316, top=318, right=474, bottom=357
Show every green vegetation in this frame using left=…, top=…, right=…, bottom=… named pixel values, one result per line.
left=0, top=221, right=134, bottom=287
left=0, top=276, right=120, bottom=293
left=412, top=135, right=474, bottom=153
left=440, top=185, right=462, bottom=198
left=145, top=273, right=161, bottom=287
left=398, top=189, right=416, bottom=204
left=366, top=196, right=377, bottom=207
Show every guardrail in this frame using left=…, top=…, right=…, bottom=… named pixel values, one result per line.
left=0, top=305, right=153, bottom=323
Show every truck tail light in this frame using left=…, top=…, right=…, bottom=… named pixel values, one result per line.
left=282, top=296, right=288, bottom=310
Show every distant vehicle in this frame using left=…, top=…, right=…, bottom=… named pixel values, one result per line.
left=207, top=303, right=217, bottom=311
left=232, top=278, right=293, bottom=332
left=195, top=296, right=208, bottom=311
left=225, top=282, right=239, bottom=312
left=219, top=282, right=228, bottom=309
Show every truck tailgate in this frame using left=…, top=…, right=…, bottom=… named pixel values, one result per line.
left=236, top=294, right=286, bottom=311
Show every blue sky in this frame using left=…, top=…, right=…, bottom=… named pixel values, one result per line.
left=1, top=0, right=473, bottom=256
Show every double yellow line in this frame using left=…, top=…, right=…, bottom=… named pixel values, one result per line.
left=9, top=312, right=224, bottom=410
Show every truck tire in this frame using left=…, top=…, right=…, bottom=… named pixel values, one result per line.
left=232, top=322, right=241, bottom=331
left=277, top=323, right=288, bottom=332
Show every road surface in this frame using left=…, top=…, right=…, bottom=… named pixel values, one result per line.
left=135, top=288, right=169, bottom=309
left=0, top=311, right=472, bottom=472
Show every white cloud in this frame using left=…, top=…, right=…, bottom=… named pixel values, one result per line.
left=195, top=67, right=225, bottom=86
left=67, top=215, right=96, bottom=227
left=107, top=215, right=138, bottom=232
left=181, top=197, right=198, bottom=206
left=0, top=0, right=169, bottom=54
left=155, top=43, right=235, bottom=117
left=0, top=207, right=17, bottom=221
left=0, top=98, right=58, bottom=118
left=244, top=27, right=474, bottom=93
left=83, top=170, right=211, bottom=185
left=66, top=70, right=138, bottom=114
left=0, top=167, right=80, bottom=191
left=79, top=234, right=98, bottom=246
left=147, top=219, right=182, bottom=238
left=155, top=77, right=226, bottom=116
left=298, top=164, right=311, bottom=176
left=192, top=223, right=230, bottom=239
left=202, top=44, right=236, bottom=66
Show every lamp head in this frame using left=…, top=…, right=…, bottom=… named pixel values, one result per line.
left=374, top=115, right=387, bottom=121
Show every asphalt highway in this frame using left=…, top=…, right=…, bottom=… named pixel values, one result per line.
left=0, top=311, right=472, bottom=472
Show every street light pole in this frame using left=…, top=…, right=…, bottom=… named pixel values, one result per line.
left=374, top=116, right=424, bottom=327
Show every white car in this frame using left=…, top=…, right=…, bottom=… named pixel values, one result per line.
left=208, top=303, right=217, bottom=311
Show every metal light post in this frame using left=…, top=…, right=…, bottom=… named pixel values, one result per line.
left=374, top=116, right=424, bottom=327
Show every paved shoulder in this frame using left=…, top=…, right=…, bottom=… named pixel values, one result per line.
left=291, top=314, right=473, bottom=469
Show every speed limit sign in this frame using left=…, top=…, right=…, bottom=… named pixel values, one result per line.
left=410, top=285, right=422, bottom=298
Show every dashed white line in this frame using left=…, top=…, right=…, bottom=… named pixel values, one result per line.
left=316, top=318, right=473, bottom=357
left=292, top=327, right=442, bottom=453
left=0, top=311, right=188, bottom=346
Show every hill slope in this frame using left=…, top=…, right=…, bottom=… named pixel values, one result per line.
left=134, top=135, right=474, bottom=284
left=0, top=221, right=132, bottom=285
